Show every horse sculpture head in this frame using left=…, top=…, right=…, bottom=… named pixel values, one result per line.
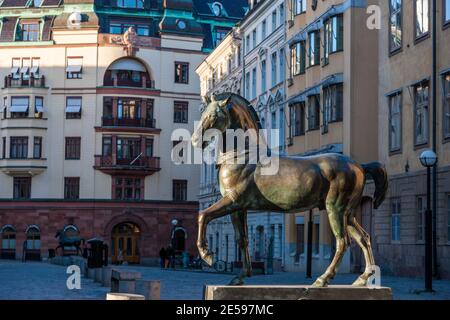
left=192, top=94, right=231, bottom=149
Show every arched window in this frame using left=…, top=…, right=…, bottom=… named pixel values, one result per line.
left=1, top=225, right=16, bottom=249
left=103, top=58, right=153, bottom=89
left=63, top=225, right=79, bottom=238
left=26, top=225, right=41, bottom=250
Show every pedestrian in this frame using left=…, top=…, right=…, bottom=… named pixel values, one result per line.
left=22, top=240, right=27, bottom=263
left=159, top=247, right=166, bottom=269
left=166, top=244, right=175, bottom=269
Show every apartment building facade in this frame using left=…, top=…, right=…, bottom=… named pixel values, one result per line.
left=284, top=0, right=379, bottom=273
left=0, top=0, right=246, bottom=264
left=376, top=0, right=450, bottom=278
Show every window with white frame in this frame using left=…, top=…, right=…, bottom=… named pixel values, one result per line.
left=271, top=52, right=277, bottom=87
left=391, top=198, right=401, bottom=242
left=261, top=60, right=266, bottom=92
left=279, top=48, right=285, bottom=83
left=324, top=15, right=343, bottom=64
left=290, top=41, right=306, bottom=76
left=415, top=0, right=429, bottom=39
left=414, top=82, right=429, bottom=145
left=293, top=0, right=306, bottom=17
left=389, top=91, right=402, bottom=152
left=66, top=57, right=83, bottom=79
left=308, top=31, right=320, bottom=67
left=251, top=67, right=257, bottom=99
left=272, top=10, right=277, bottom=31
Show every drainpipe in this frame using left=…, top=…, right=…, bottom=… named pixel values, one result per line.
left=431, top=0, right=439, bottom=278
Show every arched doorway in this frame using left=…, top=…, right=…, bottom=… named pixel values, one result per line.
left=111, top=222, right=140, bottom=264
left=1, top=225, right=16, bottom=259
left=172, top=227, right=186, bottom=253
left=26, top=225, right=41, bottom=261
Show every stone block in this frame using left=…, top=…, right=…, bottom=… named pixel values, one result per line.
left=95, top=268, right=102, bottom=283
left=204, top=285, right=393, bottom=300
left=106, top=293, right=144, bottom=300
left=135, top=280, right=160, bottom=300
left=87, top=268, right=96, bottom=279
left=102, top=267, right=112, bottom=287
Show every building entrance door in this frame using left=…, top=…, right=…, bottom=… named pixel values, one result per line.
left=111, top=222, right=140, bottom=264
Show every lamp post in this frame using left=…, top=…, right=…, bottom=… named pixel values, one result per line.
left=419, top=150, right=437, bottom=292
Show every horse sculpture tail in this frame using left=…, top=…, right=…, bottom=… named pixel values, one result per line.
left=362, top=162, right=388, bottom=209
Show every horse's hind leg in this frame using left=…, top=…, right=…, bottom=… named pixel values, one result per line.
left=312, top=201, right=348, bottom=287
left=347, top=217, right=375, bottom=286
left=229, top=210, right=252, bottom=285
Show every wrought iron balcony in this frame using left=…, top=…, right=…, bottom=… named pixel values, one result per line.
left=4, top=75, right=46, bottom=88
left=103, top=77, right=155, bottom=89
left=101, top=117, right=156, bottom=128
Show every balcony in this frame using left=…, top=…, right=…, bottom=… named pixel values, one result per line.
left=102, top=117, right=156, bottom=128
left=103, top=77, right=155, bottom=89
left=4, top=75, right=46, bottom=88
left=94, top=155, right=161, bottom=176
left=0, top=158, right=47, bottom=176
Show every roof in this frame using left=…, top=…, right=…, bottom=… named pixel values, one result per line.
left=1, top=0, right=28, bottom=7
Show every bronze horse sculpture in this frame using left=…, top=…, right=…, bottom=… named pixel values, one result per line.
left=55, top=230, right=84, bottom=256
left=191, top=93, right=388, bottom=287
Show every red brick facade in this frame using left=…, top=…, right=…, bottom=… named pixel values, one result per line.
left=0, top=200, right=199, bottom=263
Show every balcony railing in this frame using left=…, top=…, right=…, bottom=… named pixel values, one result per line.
left=103, top=77, right=155, bottom=89
left=95, top=155, right=160, bottom=171
left=4, top=75, right=46, bottom=88
left=102, top=117, right=156, bottom=128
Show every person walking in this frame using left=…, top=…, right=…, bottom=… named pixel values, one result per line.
left=22, top=240, right=28, bottom=263
left=159, top=247, right=166, bottom=269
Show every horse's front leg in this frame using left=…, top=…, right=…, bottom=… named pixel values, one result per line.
left=229, top=210, right=252, bottom=285
left=197, top=196, right=237, bottom=266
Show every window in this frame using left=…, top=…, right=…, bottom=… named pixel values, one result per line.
left=20, top=22, right=39, bottom=41
left=10, top=137, right=28, bottom=159
left=174, top=101, right=188, bottom=123
left=414, top=82, right=429, bottom=146
left=114, top=177, right=143, bottom=200
left=445, top=0, right=450, bottom=25
left=66, top=97, right=82, bottom=119
left=415, top=0, right=429, bottom=39
left=215, top=28, right=228, bottom=47
left=66, top=57, right=83, bottom=79
left=109, top=23, right=150, bottom=36
left=245, top=35, right=250, bottom=53
left=261, top=20, right=267, bottom=40
left=117, top=0, right=144, bottom=9
left=290, top=42, right=305, bottom=77
left=245, top=72, right=250, bottom=99
left=102, top=137, right=112, bottom=156
left=389, top=0, right=402, bottom=52
left=64, top=177, right=80, bottom=200
left=293, top=0, right=307, bottom=16
left=324, top=15, right=344, bottom=64
left=279, top=3, right=285, bottom=25
left=11, top=58, right=20, bottom=79
left=175, top=62, right=189, bottom=84
left=173, top=180, right=187, bottom=201
left=323, top=83, right=343, bottom=128
left=290, top=103, right=305, bottom=136
left=279, top=48, right=285, bottom=83
left=295, top=218, right=305, bottom=261
left=65, top=137, right=81, bottom=160
left=417, top=196, right=426, bottom=242
left=14, top=177, right=31, bottom=199
left=1, top=226, right=16, bottom=250
left=35, top=96, right=43, bottom=118
left=252, top=29, right=257, bottom=48
left=307, top=95, right=320, bottom=131
left=271, top=52, right=277, bottom=87
left=389, top=92, right=402, bottom=152
left=391, top=198, right=401, bottom=242
left=308, top=31, right=320, bottom=67
left=261, top=60, right=266, bottom=92
left=21, top=58, right=31, bottom=80
left=116, top=138, right=140, bottom=160
left=272, top=11, right=277, bottom=31
left=33, top=137, right=42, bottom=159
left=251, top=68, right=257, bottom=100
left=31, top=58, right=40, bottom=78
left=10, top=97, right=29, bottom=118
left=26, top=226, right=40, bottom=250
left=145, top=138, right=153, bottom=157
left=443, top=74, right=450, bottom=139
left=212, top=2, right=223, bottom=16
left=33, top=0, right=43, bottom=7
left=2, top=137, right=6, bottom=159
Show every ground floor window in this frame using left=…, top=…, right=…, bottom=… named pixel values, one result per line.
left=296, top=220, right=305, bottom=261
left=1, top=226, right=16, bottom=250
left=13, top=177, right=31, bottom=199
left=312, top=215, right=320, bottom=255
left=391, top=198, right=401, bottom=242
left=26, top=226, right=40, bottom=250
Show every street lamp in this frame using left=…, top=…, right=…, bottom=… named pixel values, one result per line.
left=419, top=150, right=437, bottom=292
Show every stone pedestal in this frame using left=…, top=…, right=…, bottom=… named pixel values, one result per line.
left=106, top=293, right=145, bottom=300
left=135, top=280, right=161, bottom=300
left=102, top=267, right=112, bottom=287
left=204, top=285, right=393, bottom=300
left=111, top=270, right=141, bottom=294
left=95, top=268, right=102, bottom=283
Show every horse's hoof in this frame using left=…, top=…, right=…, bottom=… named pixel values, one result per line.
left=352, top=276, right=367, bottom=287
left=228, top=277, right=244, bottom=286
left=201, top=252, right=214, bottom=266
left=311, top=277, right=328, bottom=288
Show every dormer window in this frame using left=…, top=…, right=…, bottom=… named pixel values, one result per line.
left=32, top=0, right=43, bottom=7
left=117, top=0, right=144, bottom=9
left=212, top=2, right=223, bottom=16
left=19, top=21, right=40, bottom=41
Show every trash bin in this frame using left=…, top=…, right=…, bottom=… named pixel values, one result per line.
left=87, top=238, right=104, bottom=268
left=48, top=249, right=55, bottom=259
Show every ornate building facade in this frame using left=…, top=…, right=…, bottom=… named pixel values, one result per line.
left=0, top=0, right=246, bottom=264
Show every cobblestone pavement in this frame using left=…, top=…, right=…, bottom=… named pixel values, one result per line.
left=1, top=260, right=449, bottom=300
